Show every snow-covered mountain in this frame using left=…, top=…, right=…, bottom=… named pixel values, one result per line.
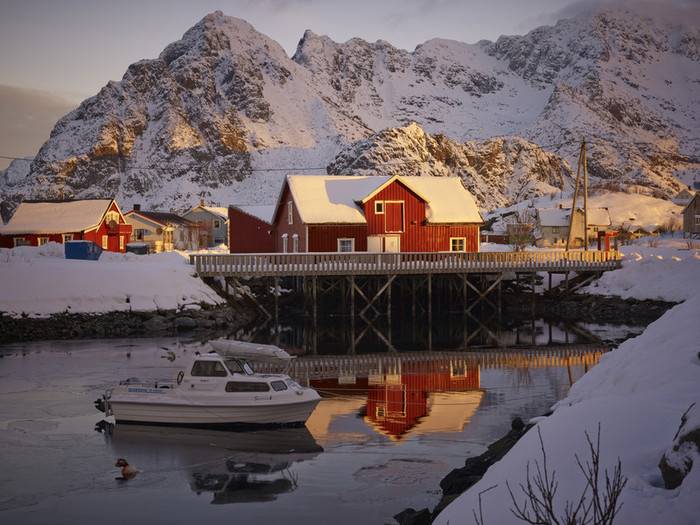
left=1, top=6, right=698, bottom=219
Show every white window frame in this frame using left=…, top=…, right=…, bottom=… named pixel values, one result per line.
left=37, top=237, right=49, bottom=246
left=281, top=233, right=288, bottom=253
left=213, top=219, right=221, bottom=229
left=62, top=234, right=74, bottom=242
left=102, top=235, right=109, bottom=249
left=337, top=238, right=355, bottom=252
left=13, top=237, right=26, bottom=247
left=695, top=214, right=700, bottom=226
left=374, top=201, right=384, bottom=214
left=287, top=201, right=294, bottom=225
left=450, top=237, right=466, bottom=252
left=119, top=236, right=125, bottom=251
left=292, top=234, right=299, bottom=253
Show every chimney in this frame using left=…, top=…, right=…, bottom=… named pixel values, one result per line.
left=558, top=203, right=563, bottom=209
left=200, top=197, right=205, bottom=207
left=133, top=204, right=141, bottom=212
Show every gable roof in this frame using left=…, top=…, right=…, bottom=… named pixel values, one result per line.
left=537, top=207, right=611, bottom=227
left=184, top=205, right=229, bottom=221
left=126, top=210, right=195, bottom=228
left=281, top=175, right=483, bottom=225
left=0, top=199, right=117, bottom=235
left=230, top=204, right=276, bottom=224
left=683, top=192, right=700, bottom=212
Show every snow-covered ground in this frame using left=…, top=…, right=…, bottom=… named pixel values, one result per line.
left=436, top=237, right=700, bottom=525
left=583, top=238, right=700, bottom=302
left=0, top=243, right=223, bottom=317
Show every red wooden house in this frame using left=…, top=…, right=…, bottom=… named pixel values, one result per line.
left=228, top=205, right=275, bottom=253
left=271, top=175, right=483, bottom=253
left=0, top=198, right=132, bottom=252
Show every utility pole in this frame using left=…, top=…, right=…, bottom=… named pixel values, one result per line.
left=582, top=140, right=589, bottom=251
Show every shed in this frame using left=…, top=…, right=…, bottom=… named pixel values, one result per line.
left=182, top=202, right=229, bottom=248
left=228, top=205, right=275, bottom=253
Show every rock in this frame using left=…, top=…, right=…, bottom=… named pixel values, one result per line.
left=143, top=315, right=169, bottom=332
left=175, top=316, right=198, bottom=330
left=393, top=507, right=431, bottom=525
left=440, top=470, right=483, bottom=495
left=659, top=404, right=700, bottom=489
left=512, top=417, right=525, bottom=432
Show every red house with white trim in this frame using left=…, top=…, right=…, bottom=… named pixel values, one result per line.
left=0, top=198, right=132, bottom=252
left=272, top=175, right=483, bottom=253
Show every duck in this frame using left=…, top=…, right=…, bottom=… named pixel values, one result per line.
left=115, top=458, right=139, bottom=480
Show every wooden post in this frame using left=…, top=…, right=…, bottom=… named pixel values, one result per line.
left=583, top=140, right=589, bottom=251
left=548, top=272, right=552, bottom=292
left=274, top=276, right=280, bottom=346
left=411, top=277, right=417, bottom=318
left=427, top=274, right=433, bottom=351
left=312, top=275, right=318, bottom=340
left=350, top=276, right=355, bottom=354
left=386, top=275, right=392, bottom=345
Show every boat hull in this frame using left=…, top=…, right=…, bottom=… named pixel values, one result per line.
left=110, top=398, right=320, bottom=427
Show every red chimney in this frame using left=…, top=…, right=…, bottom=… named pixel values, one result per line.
left=133, top=204, right=141, bottom=212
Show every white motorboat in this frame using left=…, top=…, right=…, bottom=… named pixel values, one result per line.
left=95, top=342, right=320, bottom=427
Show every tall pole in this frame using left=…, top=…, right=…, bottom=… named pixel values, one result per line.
left=566, top=140, right=584, bottom=251
left=582, top=140, right=589, bottom=251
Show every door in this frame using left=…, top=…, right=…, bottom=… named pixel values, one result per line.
left=384, top=236, right=400, bottom=252
left=367, top=236, right=382, bottom=252
left=385, top=202, right=404, bottom=233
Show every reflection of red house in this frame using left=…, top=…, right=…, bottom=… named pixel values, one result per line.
left=0, top=198, right=132, bottom=252
left=311, top=360, right=481, bottom=440
left=272, top=175, right=483, bottom=253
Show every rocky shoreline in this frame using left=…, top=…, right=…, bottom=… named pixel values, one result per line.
left=395, top=418, right=533, bottom=525
left=0, top=303, right=258, bottom=345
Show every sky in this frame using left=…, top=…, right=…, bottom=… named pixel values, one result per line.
left=0, top=0, right=590, bottom=102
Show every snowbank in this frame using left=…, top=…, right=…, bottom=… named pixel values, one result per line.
left=436, top=295, right=700, bottom=525
left=582, top=238, right=700, bottom=302
left=0, top=243, right=223, bottom=317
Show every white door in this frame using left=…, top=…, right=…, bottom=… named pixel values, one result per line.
left=367, top=236, right=382, bottom=252
left=384, top=236, right=400, bottom=252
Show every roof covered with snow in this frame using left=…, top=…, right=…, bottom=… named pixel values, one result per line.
left=230, top=205, right=276, bottom=224
left=126, top=210, right=195, bottom=228
left=0, top=199, right=115, bottom=235
left=284, top=175, right=483, bottom=224
left=184, top=205, right=229, bottom=221
left=537, top=207, right=611, bottom=227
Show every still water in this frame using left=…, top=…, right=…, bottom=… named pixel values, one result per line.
left=0, top=323, right=636, bottom=524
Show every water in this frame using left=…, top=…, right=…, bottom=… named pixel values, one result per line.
left=0, top=321, right=638, bottom=525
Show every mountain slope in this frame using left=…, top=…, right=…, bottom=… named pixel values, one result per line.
left=1, top=6, right=698, bottom=219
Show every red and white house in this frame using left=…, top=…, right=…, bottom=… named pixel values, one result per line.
left=272, top=175, right=483, bottom=253
left=0, top=198, right=132, bottom=252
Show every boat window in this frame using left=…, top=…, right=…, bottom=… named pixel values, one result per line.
left=271, top=380, right=288, bottom=392
left=225, top=359, right=255, bottom=376
left=191, top=360, right=228, bottom=377
left=225, top=381, right=270, bottom=392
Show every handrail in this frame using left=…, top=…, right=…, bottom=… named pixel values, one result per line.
left=190, top=250, right=621, bottom=277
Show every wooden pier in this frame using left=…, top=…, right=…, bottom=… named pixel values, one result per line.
left=191, top=250, right=620, bottom=278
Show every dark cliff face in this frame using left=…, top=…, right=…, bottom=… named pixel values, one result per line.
left=1, top=7, right=697, bottom=214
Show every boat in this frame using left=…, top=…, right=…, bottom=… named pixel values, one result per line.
left=94, top=341, right=320, bottom=427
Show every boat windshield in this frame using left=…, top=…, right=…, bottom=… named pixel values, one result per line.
left=225, top=359, right=255, bottom=376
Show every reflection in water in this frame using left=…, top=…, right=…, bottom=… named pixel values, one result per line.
left=97, top=422, right=322, bottom=504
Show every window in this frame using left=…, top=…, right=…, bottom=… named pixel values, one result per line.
left=337, top=238, right=354, bottom=252
left=135, top=229, right=146, bottom=241
left=225, top=381, right=270, bottom=392
left=213, top=220, right=221, bottom=229
left=62, top=234, right=74, bottom=242
left=450, top=237, right=466, bottom=252
left=37, top=237, right=49, bottom=246
left=551, top=227, right=560, bottom=234
left=101, top=235, right=108, bottom=249
left=282, top=234, right=288, bottom=253
left=695, top=215, right=700, bottom=226
left=287, top=201, right=294, bottom=225
left=271, top=380, right=288, bottom=392
left=13, top=237, right=28, bottom=247
left=374, top=201, right=384, bottom=214
left=191, top=360, right=228, bottom=377
left=292, top=234, right=299, bottom=253
left=105, top=211, right=120, bottom=224
left=225, top=359, right=255, bottom=375
left=119, top=236, right=125, bottom=250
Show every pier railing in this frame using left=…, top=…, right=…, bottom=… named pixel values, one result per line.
left=190, top=250, right=621, bottom=277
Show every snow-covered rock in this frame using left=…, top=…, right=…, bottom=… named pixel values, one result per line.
left=1, top=5, right=698, bottom=217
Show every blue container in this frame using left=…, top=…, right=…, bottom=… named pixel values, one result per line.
left=64, top=240, right=102, bottom=260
